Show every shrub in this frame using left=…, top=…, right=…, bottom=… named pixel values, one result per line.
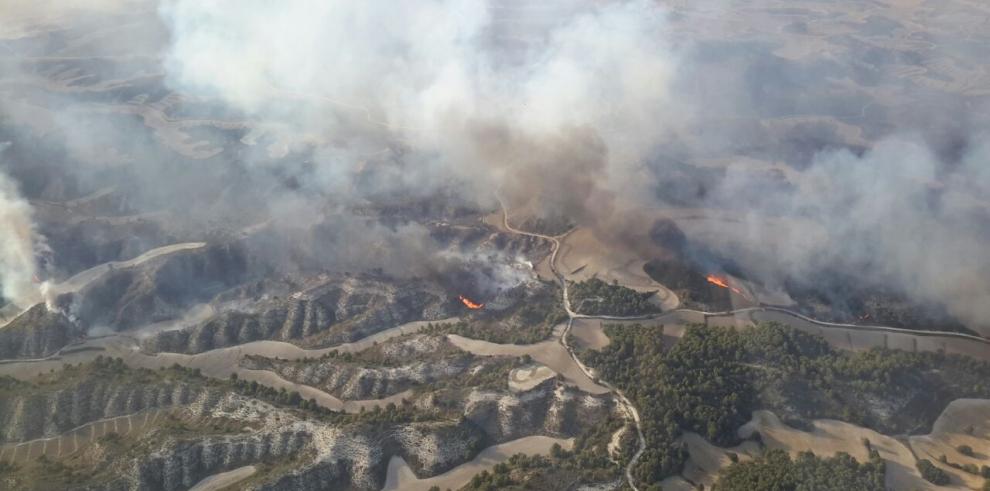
left=917, top=459, right=950, bottom=485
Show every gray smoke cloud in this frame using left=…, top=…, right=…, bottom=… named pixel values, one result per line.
left=159, top=0, right=679, bottom=220
left=0, top=0, right=988, bottom=334
left=700, top=136, right=990, bottom=331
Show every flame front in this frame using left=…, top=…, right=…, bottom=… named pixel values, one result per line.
left=706, top=274, right=745, bottom=296
left=459, top=295, right=484, bottom=310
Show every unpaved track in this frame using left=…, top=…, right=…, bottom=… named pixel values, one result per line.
left=572, top=308, right=990, bottom=361
left=189, top=465, right=257, bottom=491
left=494, top=197, right=990, bottom=491
left=46, top=242, right=208, bottom=297
left=0, top=319, right=454, bottom=413
left=448, top=328, right=609, bottom=395
left=1, top=241, right=208, bottom=326
left=496, top=198, right=647, bottom=491
left=0, top=408, right=167, bottom=463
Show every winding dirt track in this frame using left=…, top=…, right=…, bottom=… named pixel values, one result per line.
left=0, top=241, right=209, bottom=326
left=448, top=329, right=609, bottom=395
left=493, top=198, right=990, bottom=491
left=0, top=319, right=450, bottom=412
left=47, top=242, right=208, bottom=297
left=3, top=223, right=988, bottom=487
left=0, top=408, right=168, bottom=463
left=496, top=198, right=648, bottom=491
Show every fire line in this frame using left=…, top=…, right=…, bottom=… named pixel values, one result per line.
left=706, top=274, right=745, bottom=296
left=458, top=295, right=485, bottom=310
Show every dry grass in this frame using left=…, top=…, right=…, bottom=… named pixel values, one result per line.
left=557, top=228, right=680, bottom=311
left=447, top=326, right=610, bottom=395
left=739, top=410, right=965, bottom=490
left=508, top=364, right=556, bottom=392
left=910, top=399, right=990, bottom=489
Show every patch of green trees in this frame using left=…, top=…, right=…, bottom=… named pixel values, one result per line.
left=458, top=416, right=628, bottom=490
left=714, top=449, right=885, bottom=491
left=917, top=458, right=951, bottom=485
left=569, top=278, right=660, bottom=316
left=581, top=321, right=990, bottom=486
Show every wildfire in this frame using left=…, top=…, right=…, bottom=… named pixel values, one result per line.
left=458, top=295, right=485, bottom=310
left=706, top=274, right=745, bottom=296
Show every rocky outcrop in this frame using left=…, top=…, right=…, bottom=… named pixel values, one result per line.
left=463, top=380, right=614, bottom=442
left=241, top=355, right=474, bottom=400
left=2, top=365, right=611, bottom=491
left=98, top=382, right=590, bottom=491
left=0, top=304, right=81, bottom=360
left=391, top=422, right=486, bottom=476
left=256, top=419, right=487, bottom=491
left=263, top=381, right=610, bottom=489
left=378, top=333, right=452, bottom=359
left=109, top=398, right=486, bottom=491
left=142, top=276, right=454, bottom=354
left=134, top=428, right=311, bottom=491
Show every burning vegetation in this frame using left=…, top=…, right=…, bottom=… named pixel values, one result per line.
left=706, top=273, right=746, bottom=297
left=643, top=255, right=749, bottom=312
left=458, top=295, right=485, bottom=310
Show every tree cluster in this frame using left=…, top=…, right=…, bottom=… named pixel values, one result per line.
left=581, top=321, right=990, bottom=486
left=916, top=458, right=951, bottom=485
left=713, top=449, right=885, bottom=491
left=458, top=416, right=627, bottom=490
left=569, top=278, right=660, bottom=316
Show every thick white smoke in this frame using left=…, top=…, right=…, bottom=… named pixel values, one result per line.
left=159, top=0, right=679, bottom=213
left=156, top=0, right=990, bottom=333
left=0, top=167, right=41, bottom=309
left=3, top=0, right=988, bottom=335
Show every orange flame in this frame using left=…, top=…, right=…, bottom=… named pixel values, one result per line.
left=706, top=274, right=745, bottom=296
left=458, top=295, right=485, bottom=310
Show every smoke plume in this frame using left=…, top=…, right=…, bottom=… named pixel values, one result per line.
left=0, top=164, right=42, bottom=308
left=699, top=136, right=990, bottom=331
left=159, top=0, right=678, bottom=222
left=0, top=0, right=988, bottom=334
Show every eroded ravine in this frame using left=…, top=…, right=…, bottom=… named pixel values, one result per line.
left=0, top=318, right=453, bottom=413
left=3, top=220, right=989, bottom=489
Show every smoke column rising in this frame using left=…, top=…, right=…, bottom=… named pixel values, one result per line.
left=0, top=0, right=988, bottom=334
left=159, top=0, right=679, bottom=222
left=0, top=167, right=41, bottom=308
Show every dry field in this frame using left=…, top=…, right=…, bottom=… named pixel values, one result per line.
left=448, top=326, right=610, bottom=395
left=738, top=410, right=963, bottom=490
left=910, top=399, right=990, bottom=489
left=508, top=363, right=557, bottom=392
left=188, top=465, right=257, bottom=491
